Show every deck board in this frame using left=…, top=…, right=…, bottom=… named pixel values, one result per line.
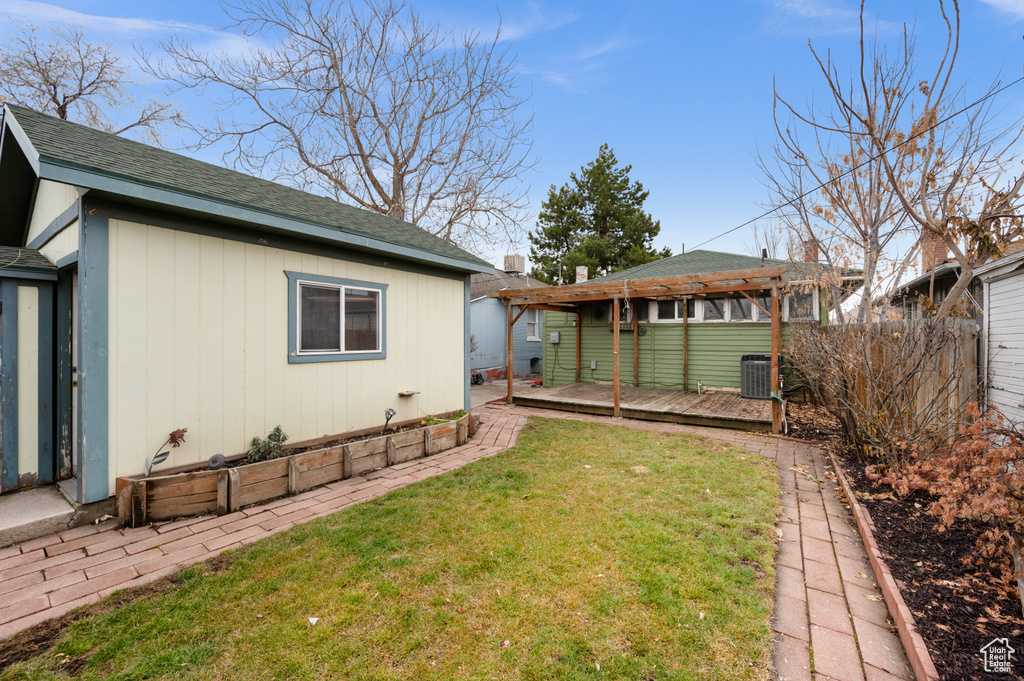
left=512, top=383, right=773, bottom=432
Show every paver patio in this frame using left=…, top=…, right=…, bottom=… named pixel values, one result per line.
left=0, top=403, right=913, bottom=681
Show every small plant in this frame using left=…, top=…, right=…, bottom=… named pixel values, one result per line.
left=420, top=410, right=467, bottom=426
left=247, top=426, right=288, bottom=463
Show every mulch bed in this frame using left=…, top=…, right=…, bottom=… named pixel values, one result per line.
left=787, top=401, right=1024, bottom=679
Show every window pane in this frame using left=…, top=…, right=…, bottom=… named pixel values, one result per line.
left=300, top=284, right=341, bottom=352
left=686, top=299, right=697, bottom=319
left=790, top=291, right=816, bottom=320
left=526, top=308, right=538, bottom=338
left=730, top=297, right=752, bottom=321
left=657, top=300, right=676, bottom=320
left=345, top=288, right=379, bottom=351
left=704, top=298, right=725, bottom=321
left=757, top=295, right=772, bottom=320
left=636, top=301, right=649, bottom=322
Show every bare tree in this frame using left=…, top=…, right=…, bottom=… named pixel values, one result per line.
left=780, top=0, right=1024, bottom=319
left=0, top=24, right=181, bottom=140
left=144, top=0, right=533, bottom=251
left=766, top=29, right=928, bottom=324
left=743, top=220, right=786, bottom=260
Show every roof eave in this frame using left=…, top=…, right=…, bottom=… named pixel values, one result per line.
left=36, top=157, right=491, bottom=275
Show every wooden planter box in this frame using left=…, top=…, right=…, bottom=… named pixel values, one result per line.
left=117, top=413, right=475, bottom=528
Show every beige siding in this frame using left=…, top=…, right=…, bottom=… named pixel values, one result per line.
left=106, top=218, right=466, bottom=488
left=39, top=219, right=79, bottom=265
left=17, top=285, right=39, bottom=480
left=27, top=180, right=78, bottom=244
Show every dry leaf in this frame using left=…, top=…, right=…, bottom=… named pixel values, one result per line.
left=501, top=640, right=510, bottom=649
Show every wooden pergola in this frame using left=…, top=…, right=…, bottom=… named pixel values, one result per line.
left=493, top=266, right=789, bottom=433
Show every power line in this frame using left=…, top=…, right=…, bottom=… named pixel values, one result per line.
left=691, top=73, right=1024, bottom=251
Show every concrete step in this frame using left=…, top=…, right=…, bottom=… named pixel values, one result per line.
left=0, top=484, right=115, bottom=548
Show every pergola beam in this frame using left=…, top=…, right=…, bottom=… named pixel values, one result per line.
left=505, top=281, right=779, bottom=307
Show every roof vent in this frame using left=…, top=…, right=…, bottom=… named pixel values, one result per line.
left=503, top=254, right=525, bottom=275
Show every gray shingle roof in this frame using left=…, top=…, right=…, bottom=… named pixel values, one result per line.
left=470, top=269, right=549, bottom=299
left=8, top=105, right=489, bottom=270
left=589, top=250, right=794, bottom=282
left=0, top=246, right=56, bottom=275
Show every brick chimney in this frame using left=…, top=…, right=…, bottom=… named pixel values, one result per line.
left=802, top=239, right=819, bottom=263
left=920, top=231, right=948, bottom=273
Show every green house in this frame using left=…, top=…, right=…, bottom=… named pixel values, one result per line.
left=495, top=250, right=844, bottom=432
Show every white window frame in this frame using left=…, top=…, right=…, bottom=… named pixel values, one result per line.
left=784, top=287, right=819, bottom=322
left=296, top=278, right=385, bottom=358
left=525, top=307, right=540, bottom=341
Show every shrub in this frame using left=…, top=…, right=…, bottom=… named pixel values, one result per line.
left=904, top=404, right=1024, bottom=613
left=247, top=426, right=288, bottom=463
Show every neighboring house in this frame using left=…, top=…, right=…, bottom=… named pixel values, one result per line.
left=0, top=104, right=490, bottom=504
left=890, top=233, right=1024, bottom=320
left=538, top=249, right=836, bottom=393
left=470, top=267, right=548, bottom=379
left=977, top=249, right=1024, bottom=426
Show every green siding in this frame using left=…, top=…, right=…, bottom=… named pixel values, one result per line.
left=542, top=310, right=793, bottom=391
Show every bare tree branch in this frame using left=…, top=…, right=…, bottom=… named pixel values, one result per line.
left=142, top=0, right=534, bottom=252
left=0, top=24, right=183, bottom=142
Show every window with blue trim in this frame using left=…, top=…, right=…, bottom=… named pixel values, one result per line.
left=286, top=271, right=387, bottom=362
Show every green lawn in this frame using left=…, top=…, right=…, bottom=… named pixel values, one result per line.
left=1, top=417, right=779, bottom=681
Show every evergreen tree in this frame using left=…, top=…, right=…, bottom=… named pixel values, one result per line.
left=528, top=144, right=670, bottom=284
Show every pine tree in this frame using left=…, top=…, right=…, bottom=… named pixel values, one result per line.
left=528, top=144, right=669, bottom=284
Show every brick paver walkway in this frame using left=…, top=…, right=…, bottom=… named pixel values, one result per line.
left=0, top=403, right=914, bottom=681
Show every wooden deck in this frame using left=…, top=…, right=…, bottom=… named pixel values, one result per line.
left=512, top=383, right=773, bottom=432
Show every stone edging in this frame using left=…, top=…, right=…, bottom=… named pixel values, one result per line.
left=827, top=449, right=940, bottom=681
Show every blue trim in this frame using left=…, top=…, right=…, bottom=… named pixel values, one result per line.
left=36, top=281, right=54, bottom=484
left=56, top=251, right=78, bottom=269
left=77, top=201, right=109, bottom=503
left=38, top=161, right=492, bottom=275
left=1, top=280, right=19, bottom=492
left=55, top=269, right=73, bottom=480
left=27, top=200, right=79, bottom=250
left=284, top=271, right=388, bottom=363
left=464, top=277, right=471, bottom=412
left=0, top=270, right=56, bottom=281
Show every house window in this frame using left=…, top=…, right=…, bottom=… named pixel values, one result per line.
left=684, top=298, right=697, bottom=320
left=757, top=295, right=772, bottom=320
left=657, top=300, right=676, bottom=320
left=636, top=300, right=649, bottom=322
left=787, top=289, right=818, bottom=321
left=730, top=297, right=753, bottom=321
left=703, top=297, right=726, bottom=321
left=286, top=271, right=387, bottom=363
left=526, top=308, right=540, bottom=341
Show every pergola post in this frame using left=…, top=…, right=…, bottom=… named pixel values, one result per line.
left=771, top=285, right=782, bottom=434
left=633, top=313, right=639, bottom=386
left=613, top=297, right=621, bottom=417
left=683, top=297, right=689, bottom=391
left=575, top=308, right=581, bottom=383
left=507, top=303, right=514, bottom=405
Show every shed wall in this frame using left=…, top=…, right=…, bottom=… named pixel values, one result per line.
left=987, top=271, right=1024, bottom=425
left=27, top=180, right=78, bottom=243
left=106, top=218, right=466, bottom=488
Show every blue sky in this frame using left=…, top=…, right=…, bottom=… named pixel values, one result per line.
left=2, top=0, right=1023, bottom=268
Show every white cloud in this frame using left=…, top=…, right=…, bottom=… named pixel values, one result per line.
left=978, top=0, right=1024, bottom=20
left=0, top=0, right=208, bottom=35
left=763, top=0, right=897, bottom=35
left=577, top=35, right=628, bottom=61
left=487, top=2, right=579, bottom=42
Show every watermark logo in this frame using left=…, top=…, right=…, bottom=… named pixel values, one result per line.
left=981, top=637, right=1015, bottom=674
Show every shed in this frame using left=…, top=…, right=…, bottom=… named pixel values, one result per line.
left=977, top=250, right=1024, bottom=426
left=0, top=104, right=491, bottom=504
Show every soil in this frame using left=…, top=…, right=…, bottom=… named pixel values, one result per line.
left=834, top=447, right=1024, bottom=680
left=785, top=400, right=844, bottom=444
left=0, top=552, right=238, bottom=674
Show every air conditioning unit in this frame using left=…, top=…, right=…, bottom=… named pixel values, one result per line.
left=503, top=254, right=526, bottom=275
left=740, top=353, right=773, bottom=399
